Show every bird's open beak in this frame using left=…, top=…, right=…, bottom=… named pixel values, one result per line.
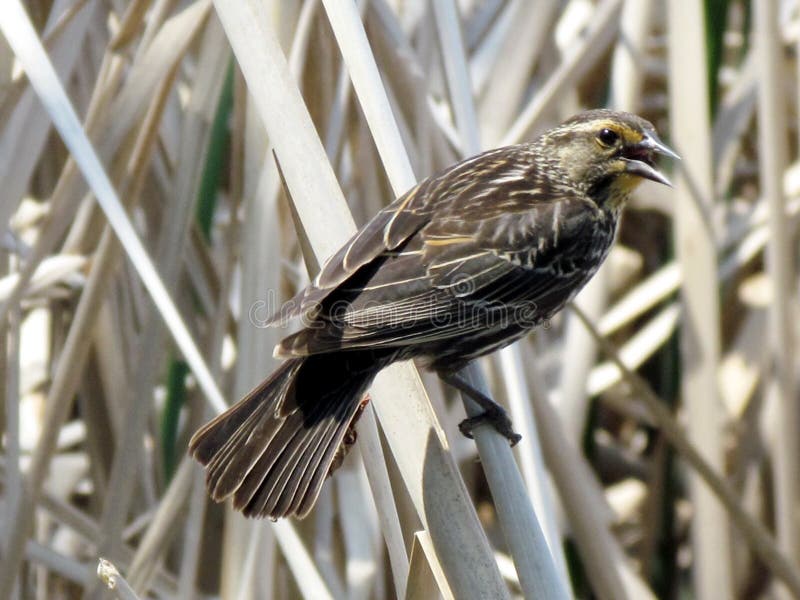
left=623, top=132, right=680, bottom=187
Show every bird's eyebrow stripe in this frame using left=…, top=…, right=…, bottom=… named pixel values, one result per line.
left=565, top=119, right=645, bottom=143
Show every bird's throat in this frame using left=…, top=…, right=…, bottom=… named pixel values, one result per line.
left=588, top=172, right=640, bottom=212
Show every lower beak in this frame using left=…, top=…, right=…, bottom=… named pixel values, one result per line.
left=624, top=132, right=679, bottom=187
left=624, top=159, right=673, bottom=187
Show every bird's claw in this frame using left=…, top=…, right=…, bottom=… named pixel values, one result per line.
left=458, top=407, right=522, bottom=446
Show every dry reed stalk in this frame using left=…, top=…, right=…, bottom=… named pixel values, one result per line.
left=3, top=1, right=800, bottom=598
left=667, top=1, right=732, bottom=597
left=754, top=3, right=800, bottom=591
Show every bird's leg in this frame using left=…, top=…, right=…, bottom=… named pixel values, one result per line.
left=439, top=371, right=522, bottom=446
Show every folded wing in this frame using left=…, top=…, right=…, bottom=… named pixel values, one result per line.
left=276, top=195, right=597, bottom=357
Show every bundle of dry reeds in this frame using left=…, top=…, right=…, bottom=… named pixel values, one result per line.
left=1, top=1, right=798, bottom=598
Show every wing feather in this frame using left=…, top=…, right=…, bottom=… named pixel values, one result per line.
left=274, top=192, right=608, bottom=357
left=265, top=146, right=543, bottom=327
left=265, top=182, right=431, bottom=326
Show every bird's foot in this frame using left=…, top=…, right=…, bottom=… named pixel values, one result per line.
left=440, top=369, right=522, bottom=446
left=458, top=405, right=522, bottom=446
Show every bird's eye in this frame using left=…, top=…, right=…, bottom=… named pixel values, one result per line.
left=597, top=128, right=619, bottom=147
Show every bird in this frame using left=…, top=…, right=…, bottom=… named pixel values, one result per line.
left=189, top=109, right=678, bottom=520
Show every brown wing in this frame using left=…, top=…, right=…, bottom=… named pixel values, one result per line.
left=265, top=146, right=523, bottom=327
left=265, top=181, right=430, bottom=326
left=276, top=193, right=606, bottom=357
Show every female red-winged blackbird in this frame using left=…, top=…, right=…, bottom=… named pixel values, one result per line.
left=190, top=109, right=677, bottom=519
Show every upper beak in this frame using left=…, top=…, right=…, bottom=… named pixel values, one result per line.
left=623, top=132, right=680, bottom=187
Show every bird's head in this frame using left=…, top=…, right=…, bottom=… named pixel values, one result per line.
left=542, top=109, right=679, bottom=211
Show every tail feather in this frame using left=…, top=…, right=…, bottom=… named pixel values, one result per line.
left=293, top=407, right=358, bottom=515
left=235, top=384, right=342, bottom=516
left=242, top=399, right=346, bottom=517
left=198, top=360, right=302, bottom=500
left=275, top=396, right=357, bottom=516
left=189, top=353, right=383, bottom=519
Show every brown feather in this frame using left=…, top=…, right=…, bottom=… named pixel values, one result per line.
left=191, top=109, right=676, bottom=519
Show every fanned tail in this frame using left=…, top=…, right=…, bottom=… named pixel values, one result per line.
left=189, top=353, right=383, bottom=519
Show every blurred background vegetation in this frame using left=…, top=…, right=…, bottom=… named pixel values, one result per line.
left=1, top=0, right=799, bottom=598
